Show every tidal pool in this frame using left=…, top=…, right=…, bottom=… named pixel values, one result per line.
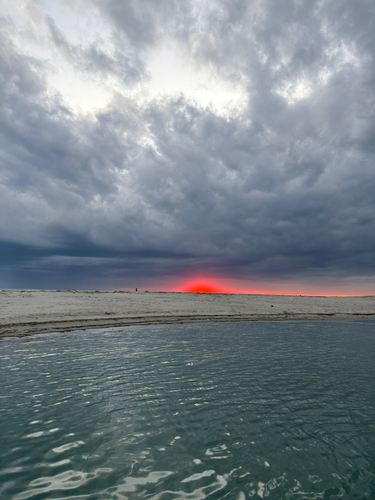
left=1, top=321, right=375, bottom=499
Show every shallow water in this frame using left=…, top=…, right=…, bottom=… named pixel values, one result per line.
left=1, top=321, right=375, bottom=499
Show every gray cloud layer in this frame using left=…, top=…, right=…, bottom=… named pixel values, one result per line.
left=1, top=0, right=375, bottom=291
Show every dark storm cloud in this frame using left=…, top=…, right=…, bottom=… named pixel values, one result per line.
left=1, top=0, right=375, bottom=290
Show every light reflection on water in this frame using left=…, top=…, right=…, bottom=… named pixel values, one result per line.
left=1, top=321, right=375, bottom=499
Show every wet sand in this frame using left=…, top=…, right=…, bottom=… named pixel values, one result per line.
left=1, top=290, right=375, bottom=337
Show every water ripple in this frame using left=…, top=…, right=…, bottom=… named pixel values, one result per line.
left=1, top=321, right=375, bottom=499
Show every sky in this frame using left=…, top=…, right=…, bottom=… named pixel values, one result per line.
left=1, top=0, right=375, bottom=295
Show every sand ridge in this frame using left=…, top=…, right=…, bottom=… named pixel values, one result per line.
left=1, top=290, right=375, bottom=337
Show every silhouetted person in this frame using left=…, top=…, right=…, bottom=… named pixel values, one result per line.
left=135, top=288, right=138, bottom=292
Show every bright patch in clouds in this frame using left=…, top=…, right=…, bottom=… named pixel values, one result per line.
left=276, top=78, right=313, bottom=104
left=147, top=45, right=248, bottom=116
left=3, top=0, right=247, bottom=117
left=47, top=44, right=248, bottom=117
left=48, top=66, right=113, bottom=116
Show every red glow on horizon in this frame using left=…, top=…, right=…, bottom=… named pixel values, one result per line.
left=170, top=275, right=370, bottom=296
left=181, top=282, right=227, bottom=294
left=115, top=271, right=374, bottom=296
left=177, top=276, right=240, bottom=294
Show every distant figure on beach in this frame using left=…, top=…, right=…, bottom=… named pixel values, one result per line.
left=136, top=288, right=138, bottom=292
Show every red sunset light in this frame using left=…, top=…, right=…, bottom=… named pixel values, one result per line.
left=177, top=277, right=233, bottom=294
left=171, top=276, right=363, bottom=296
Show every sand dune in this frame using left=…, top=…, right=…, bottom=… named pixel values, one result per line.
left=1, top=290, right=375, bottom=337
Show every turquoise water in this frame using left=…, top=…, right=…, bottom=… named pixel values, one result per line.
left=1, top=321, right=375, bottom=499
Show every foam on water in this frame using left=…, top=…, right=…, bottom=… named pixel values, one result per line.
left=1, top=321, right=375, bottom=499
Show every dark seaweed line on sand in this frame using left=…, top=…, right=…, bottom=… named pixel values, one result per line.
left=1, top=313, right=375, bottom=338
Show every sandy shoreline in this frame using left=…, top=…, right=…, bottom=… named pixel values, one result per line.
left=1, top=290, right=375, bottom=337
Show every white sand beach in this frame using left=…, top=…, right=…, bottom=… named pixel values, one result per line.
left=1, top=290, right=375, bottom=337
